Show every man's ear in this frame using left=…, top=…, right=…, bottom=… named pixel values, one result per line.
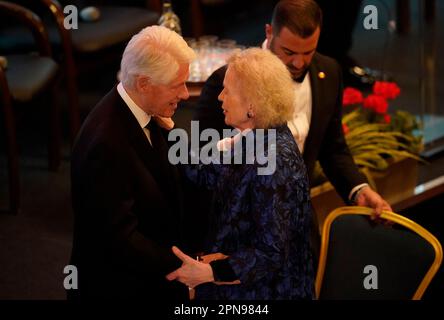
left=135, top=75, right=151, bottom=93
left=265, top=24, right=273, bottom=47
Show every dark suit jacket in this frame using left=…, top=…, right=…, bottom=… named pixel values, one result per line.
left=69, top=86, right=188, bottom=300
left=193, top=52, right=367, bottom=201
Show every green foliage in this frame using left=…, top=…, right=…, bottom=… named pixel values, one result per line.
left=312, top=109, right=424, bottom=188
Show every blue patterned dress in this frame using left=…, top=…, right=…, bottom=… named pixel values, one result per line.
left=185, top=125, right=314, bottom=300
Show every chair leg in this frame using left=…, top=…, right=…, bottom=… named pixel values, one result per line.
left=48, top=87, right=61, bottom=171
left=67, top=74, right=80, bottom=146
left=396, top=0, right=410, bottom=34
left=5, top=113, right=20, bottom=215
left=425, top=0, right=435, bottom=23
left=1, top=70, right=20, bottom=215
left=62, top=50, right=80, bottom=146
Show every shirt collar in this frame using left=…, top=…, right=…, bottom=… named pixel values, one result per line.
left=117, top=82, right=151, bottom=128
left=261, top=39, right=269, bottom=50
left=295, top=70, right=310, bottom=84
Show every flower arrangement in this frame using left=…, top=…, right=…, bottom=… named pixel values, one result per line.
left=313, top=81, right=423, bottom=188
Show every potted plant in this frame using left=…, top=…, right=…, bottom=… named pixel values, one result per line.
left=310, top=81, right=424, bottom=232
left=313, top=81, right=423, bottom=189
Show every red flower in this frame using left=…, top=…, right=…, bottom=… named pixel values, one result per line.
left=343, top=87, right=364, bottom=106
left=342, top=123, right=350, bottom=135
left=373, top=81, right=400, bottom=100
left=383, top=114, right=391, bottom=124
left=363, top=94, right=388, bottom=114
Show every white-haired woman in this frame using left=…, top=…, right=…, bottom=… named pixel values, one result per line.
left=167, top=48, right=314, bottom=300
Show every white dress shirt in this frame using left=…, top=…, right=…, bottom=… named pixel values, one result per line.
left=262, top=40, right=365, bottom=200
left=262, top=39, right=312, bottom=153
left=117, top=82, right=153, bottom=145
left=287, top=73, right=312, bottom=153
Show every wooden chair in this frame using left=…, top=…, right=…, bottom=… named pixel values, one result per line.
left=36, top=0, right=162, bottom=143
left=0, top=1, right=61, bottom=214
left=1, top=0, right=162, bottom=144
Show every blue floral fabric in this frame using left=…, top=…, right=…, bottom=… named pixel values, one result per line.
left=185, top=125, right=314, bottom=300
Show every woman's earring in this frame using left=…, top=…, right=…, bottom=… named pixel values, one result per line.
left=247, top=111, right=253, bottom=118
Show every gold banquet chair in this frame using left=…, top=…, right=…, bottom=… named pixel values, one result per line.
left=315, top=206, right=442, bottom=300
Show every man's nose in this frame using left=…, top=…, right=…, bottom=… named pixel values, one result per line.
left=179, top=84, right=190, bottom=100
left=292, top=55, right=304, bottom=69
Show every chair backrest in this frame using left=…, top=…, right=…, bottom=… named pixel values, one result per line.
left=0, top=1, right=52, bottom=57
left=315, top=206, right=442, bottom=300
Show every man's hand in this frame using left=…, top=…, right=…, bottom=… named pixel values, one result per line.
left=166, top=246, right=214, bottom=289
left=200, top=252, right=228, bottom=264
left=153, top=116, right=175, bottom=131
left=199, top=252, right=240, bottom=286
left=356, top=186, right=392, bottom=219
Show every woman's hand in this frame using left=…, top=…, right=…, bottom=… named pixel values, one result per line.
left=200, top=252, right=240, bottom=286
left=153, top=116, right=175, bottom=130
left=200, top=252, right=228, bottom=264
left=166, top=246, right=214, bottom=289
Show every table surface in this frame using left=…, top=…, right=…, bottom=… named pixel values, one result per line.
left=310, top=156, right=444, bottom=233
left=395, top=154, right=444, bottom=211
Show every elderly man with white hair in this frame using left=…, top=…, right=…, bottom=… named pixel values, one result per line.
left=69, top=26, right=195, bottom=300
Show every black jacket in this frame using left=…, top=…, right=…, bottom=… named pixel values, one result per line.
left=70, top=86, right=187, bottom=300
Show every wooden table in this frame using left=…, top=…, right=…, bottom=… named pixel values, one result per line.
left=311, top=157, right=444, bottom=234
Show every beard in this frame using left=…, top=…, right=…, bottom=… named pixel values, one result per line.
left=269, top=38, right=309, bottom=82
left=287, top=65, right=309, bottom=82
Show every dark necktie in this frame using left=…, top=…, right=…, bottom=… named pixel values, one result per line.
left=145, top=120, right=178, bottom=198
left=146, top=120, right=162, bottom=149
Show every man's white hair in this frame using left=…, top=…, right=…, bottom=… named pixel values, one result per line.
left=120, top=26, right=196, bottom=88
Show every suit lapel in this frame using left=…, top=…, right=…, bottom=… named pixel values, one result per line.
left=114, top=89, right=174, bottom=192
left=113, top=88, right=183, bottom=223
left=305, top=53, right=337, bottom=183
left=159, top=128, right=184, bottom=220
left=127, top=106, right=183, bottom=215
left=149, top=123, right=184, bottom=225
left=123, top=108, right=161, bottom=177
left=304, top=55, right=322, bottom=164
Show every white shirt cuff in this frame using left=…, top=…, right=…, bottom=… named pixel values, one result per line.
left=348, top=183, right=370, bottom=201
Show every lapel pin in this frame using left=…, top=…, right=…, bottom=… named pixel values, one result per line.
left=318, top=71, right=326, bottom=79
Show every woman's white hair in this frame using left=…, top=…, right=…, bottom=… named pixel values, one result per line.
left=227, top=48, right=295, bottom=129
left=120, top=26, right=196, bottom=88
